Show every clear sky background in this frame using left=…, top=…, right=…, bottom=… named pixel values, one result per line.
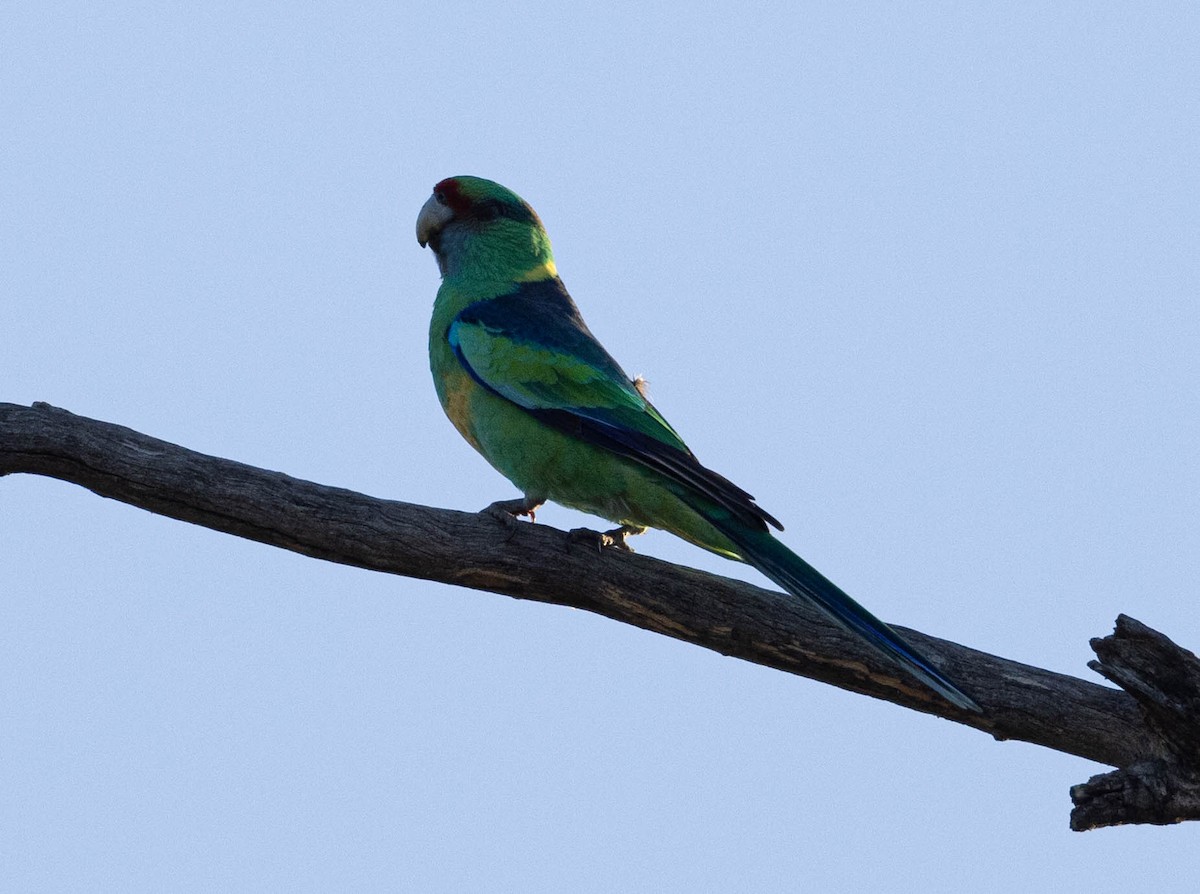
left=3, top=3, right=1198, bottom=891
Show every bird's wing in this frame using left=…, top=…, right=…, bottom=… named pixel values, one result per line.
left=449, top=279, right=781, bottom=532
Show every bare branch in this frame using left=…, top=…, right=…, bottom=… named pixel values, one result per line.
left=1069, top=616, right=1200, bottom=830
left=5, top=401, right=1197, bottom=829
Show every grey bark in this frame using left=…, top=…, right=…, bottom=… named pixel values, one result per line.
left=3, top=401, right=1198, bottom=830
left=1068, top=616, right=1200, bottom=830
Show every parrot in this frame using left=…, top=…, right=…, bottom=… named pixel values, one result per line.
left=416, top=175, right=980, bottom=713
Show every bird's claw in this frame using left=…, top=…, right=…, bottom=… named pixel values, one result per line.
left=567, top=525, right=645, bottom=554
left=567, top=527, right=611, bottom=554
left=480, top=498, right=544, bottom=541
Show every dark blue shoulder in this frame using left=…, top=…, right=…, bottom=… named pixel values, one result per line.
left=456, top=279, right=627, bottom=379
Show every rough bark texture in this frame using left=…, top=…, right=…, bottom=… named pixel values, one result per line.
left=1068, top=616, right=1200, bottom=830
left=4, top=401, right=1198, bottom=829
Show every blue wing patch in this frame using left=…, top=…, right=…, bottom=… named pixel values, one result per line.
left=450, top=278, right=782, bottom=533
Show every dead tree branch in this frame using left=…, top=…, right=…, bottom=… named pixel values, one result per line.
left=1069, top=616, right=1200, bottom=830
left=3, top=401, right=1197, bottom=829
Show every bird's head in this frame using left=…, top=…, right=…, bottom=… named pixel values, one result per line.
left=416, top=176, right=556, bottom=281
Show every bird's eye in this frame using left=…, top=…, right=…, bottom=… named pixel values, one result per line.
left=433, top=189, right=447, bottom=205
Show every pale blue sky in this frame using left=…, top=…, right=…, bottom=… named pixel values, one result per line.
left=3, top=2, right=1198, bottom=891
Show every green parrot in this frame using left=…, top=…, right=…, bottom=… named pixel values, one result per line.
left=416, top=175, right=980, bottom=713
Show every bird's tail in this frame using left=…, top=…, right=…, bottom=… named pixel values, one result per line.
left=701, top=511, right=981, bottom=713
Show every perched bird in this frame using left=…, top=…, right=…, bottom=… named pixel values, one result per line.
left=416, top=175, right=980, bottom=713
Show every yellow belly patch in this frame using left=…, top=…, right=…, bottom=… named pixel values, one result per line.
left=442, top=374, right=482, bottom=452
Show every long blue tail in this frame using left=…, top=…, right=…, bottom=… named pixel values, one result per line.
left=708, top=517, right=981, bottom=712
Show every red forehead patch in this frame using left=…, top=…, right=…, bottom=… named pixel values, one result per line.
left=433, top=177, right=471, bottom=212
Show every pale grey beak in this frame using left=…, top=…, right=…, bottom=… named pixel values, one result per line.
left=416, top=194, right=454, bottom=247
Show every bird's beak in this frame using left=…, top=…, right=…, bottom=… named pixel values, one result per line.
left=416, top=194, right=454, bottom=248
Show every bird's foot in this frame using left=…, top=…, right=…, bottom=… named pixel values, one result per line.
left=480, top=497, right=545, bottom=539
left=568, top=524, right=647, bottom=554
